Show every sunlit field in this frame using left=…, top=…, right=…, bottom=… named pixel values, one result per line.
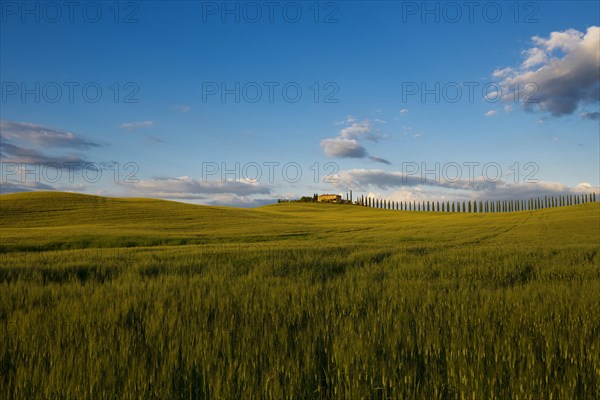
left=1, top=192, right=599, bottom=399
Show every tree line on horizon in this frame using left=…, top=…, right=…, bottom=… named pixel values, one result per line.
left=356, top=192, right=598, bottom=213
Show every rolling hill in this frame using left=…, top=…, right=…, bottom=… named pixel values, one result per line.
left=1, top=191, right=599, bottom=399
left=1, top=191, right=598, bottom=253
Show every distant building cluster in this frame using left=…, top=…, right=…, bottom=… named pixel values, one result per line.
left=317, top=194, right=342, bottom=203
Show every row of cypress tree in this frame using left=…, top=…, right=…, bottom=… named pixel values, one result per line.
left=357, top=193, right=597, bottom=212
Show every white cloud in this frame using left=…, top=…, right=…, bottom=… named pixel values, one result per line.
left=339, top=119, right=384, bottom=142
left=320, top=138, right=367, bottom=158
left=173, top=105, right=191, bottom=113
left=0, top=120, right=100, bottom=149
left=121, top=176, right=272, bottom=196
left=485, top=110, right=497, bottom=117
left=0, top=121, right=100, bottom=170
left=495, top=26, right=600, bottom=116
left=532, top=28, right=584, bottom=52
left=521, top=47, right=547, bottom=68
left=321, top=117, right=389, bottom=163
left=581, top=111, right=600, bottom=120
left=120, top=121, right=155, bottom=131
left=492, top=67, right=515, bottom=78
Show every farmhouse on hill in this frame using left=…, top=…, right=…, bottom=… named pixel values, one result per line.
left=318, top=194, right=342, bottom=203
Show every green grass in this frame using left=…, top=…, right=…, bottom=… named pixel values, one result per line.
left=1, top=191, right=599, bottom=399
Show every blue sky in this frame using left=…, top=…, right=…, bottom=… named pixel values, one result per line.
left=1, top=1, right=599, bottom=206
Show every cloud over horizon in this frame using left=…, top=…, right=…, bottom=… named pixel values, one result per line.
left=120, top=176, right=273, bottom=197
left=337, top=168, right=598, bottom=201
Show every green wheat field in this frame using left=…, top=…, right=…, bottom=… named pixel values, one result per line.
left=1, top=191, right=599, bottom=399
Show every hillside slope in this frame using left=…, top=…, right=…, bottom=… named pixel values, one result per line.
left=1, top=191, right=598, bottom=253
